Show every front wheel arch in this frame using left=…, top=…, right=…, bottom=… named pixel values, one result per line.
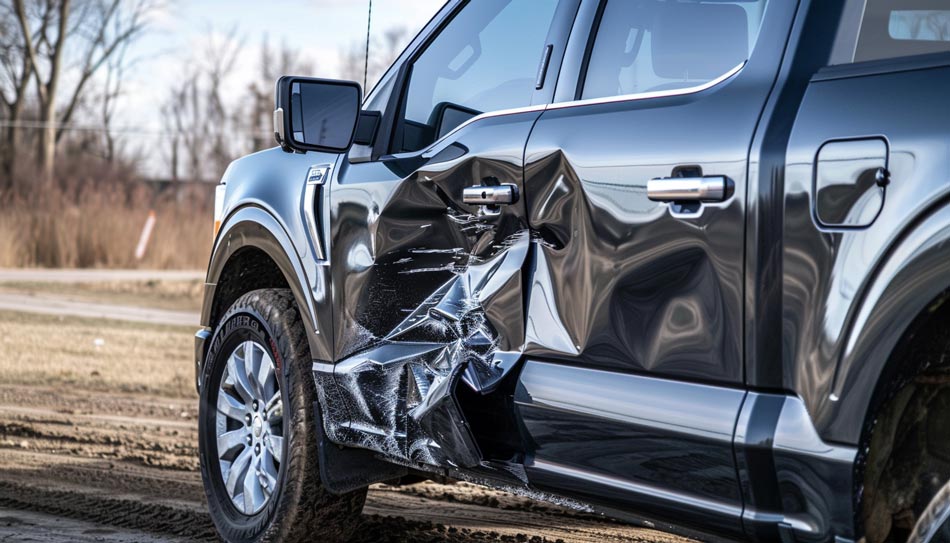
left=202, top=207, right=333, bottom=367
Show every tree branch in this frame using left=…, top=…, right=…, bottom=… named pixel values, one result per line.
left=57, top=0, right=150, bottom=140
left=12, top=0, right=48, bottom=105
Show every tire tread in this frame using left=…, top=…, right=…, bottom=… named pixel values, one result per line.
left=201, top=288, right=366, bottom=543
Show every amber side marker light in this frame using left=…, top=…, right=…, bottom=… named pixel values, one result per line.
left=213, top=183, right=226, bottom=239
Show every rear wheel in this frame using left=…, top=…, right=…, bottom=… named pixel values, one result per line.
left=909, top=480, right=950, bottom=543
left=198, top=288, right=366, bottom=543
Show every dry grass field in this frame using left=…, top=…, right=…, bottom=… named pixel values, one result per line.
left=0, top=311, right=196, bottom=398
left=0, top=198, right=212, bottom=270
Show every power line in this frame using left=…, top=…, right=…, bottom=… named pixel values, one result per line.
left=0, top=119, right=270, bottom=137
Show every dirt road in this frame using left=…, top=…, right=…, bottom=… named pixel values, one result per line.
left=0, top=274, right=694, bottom=543
left=0, top=268, right=204, bottom=283
left=0, top=384, right=690, bottom=543
left=0, top=269, right=202, bottom=325
left=0, top=291, right=198, bottom=326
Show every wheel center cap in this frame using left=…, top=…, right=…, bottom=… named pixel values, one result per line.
left=252, top=415, right=263, bottom=438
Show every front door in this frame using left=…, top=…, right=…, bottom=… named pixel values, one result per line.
left=515, top=0, right=794, bottom=534
left=319, top=0, right=569, bottom=471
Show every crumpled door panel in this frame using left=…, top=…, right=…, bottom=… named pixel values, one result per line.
left=317, top=113, right=540, bottom=470
left=521, top=99, right=751, bottom=385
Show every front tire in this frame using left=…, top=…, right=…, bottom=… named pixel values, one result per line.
left=198, top=289, right=366, bottom=543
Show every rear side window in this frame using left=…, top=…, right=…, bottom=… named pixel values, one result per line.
left=581, top=0, right=769, bottom=100
left=852, top=1, right=950, bottom=62
left=397, top=0, right=559, bottom=153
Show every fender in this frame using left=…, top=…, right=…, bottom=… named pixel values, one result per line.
left=817, top=201, right=950, bottom=444
left=203, top=206, right=333, bottom=364
left=199, top=146, right=341, bottom=369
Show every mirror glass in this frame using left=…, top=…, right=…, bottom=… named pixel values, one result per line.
left=289, top=81, right=360, bottom=151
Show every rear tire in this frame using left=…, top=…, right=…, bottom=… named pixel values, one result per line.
left=198, top=288, right=366, bottom=543
left=909, top=480, right=950, bottom=543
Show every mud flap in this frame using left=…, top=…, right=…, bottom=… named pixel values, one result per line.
left=313, top=401, right=407, bottom=495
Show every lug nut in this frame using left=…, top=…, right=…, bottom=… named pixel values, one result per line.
left=252, top=400, right=259, bottom=411
left=255, top=444, right=261, bottom=455
left=246, top=434, right=252, bottom=445
left=244, top=414, right=252, bottom=425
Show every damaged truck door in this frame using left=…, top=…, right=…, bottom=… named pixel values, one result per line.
left=320, top=116, right=536, bottom=469
left=317, top=0, right=562, bottom=475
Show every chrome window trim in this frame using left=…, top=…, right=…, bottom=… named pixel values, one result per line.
left=421, top=102, right=548, bottom=155
left=548, top=61, right=746, bottom=110
left=423, top=61, right=746, bottom=153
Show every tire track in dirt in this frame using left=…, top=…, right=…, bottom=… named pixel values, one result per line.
left=0, top=385, right=692, bottom=542
left=0, top=506, right=196, bottom=543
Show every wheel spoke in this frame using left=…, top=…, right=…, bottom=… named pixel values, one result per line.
left=244, top=342, right=264, bottom=401
left=254, top=352, right=275, bottom=401
left=259, top=448, right=279, bottom=494
left=225, top=447, right=253, bottom=499
left=217, top=391, right=246, bottom=422
left=217, top=428, right=248, bottom=458
left=243, top=458, right=265, bottom=513
left=226, top=347, right=254, bottom=403
left=265, top=435, right=283, bottom=464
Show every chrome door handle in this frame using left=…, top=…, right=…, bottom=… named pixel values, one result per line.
left=647, top=176, right=727, bottom=202
left=463, top=184, right=517, bottom=205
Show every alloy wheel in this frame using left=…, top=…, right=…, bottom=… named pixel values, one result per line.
left=215, top=340, right=283, bottom=515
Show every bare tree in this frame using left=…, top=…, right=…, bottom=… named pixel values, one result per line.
left=246, top=37, right=314, bottom=152
left=97, top=36, right=134, bottom=163
left=161, top=28, right=244, bottom=201
left=339, top=25, right=409, bottom=91
left=204, top=30, right=243, bottom=177
left=161, top=77, right=188, bottom=201
left=0, top=1, right=35, bottom=190
left=12, top=0, right=155, bottom=187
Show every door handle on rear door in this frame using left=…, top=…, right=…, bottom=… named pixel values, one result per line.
left=647, top=176, right=727, bottom=202
left=463, top=184, right=517, bottom=205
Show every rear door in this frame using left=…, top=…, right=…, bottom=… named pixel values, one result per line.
left=783, top=0, right=950, bottom=444
left=321, top=0, right=575, bottom=469
left=515, top=0, right=795, bottom=534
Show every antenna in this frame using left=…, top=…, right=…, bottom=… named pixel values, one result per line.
left=363, top=0, right=373, bottom=90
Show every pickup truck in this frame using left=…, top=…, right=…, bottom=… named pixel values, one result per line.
left=193, top=1, right=950, bottom=542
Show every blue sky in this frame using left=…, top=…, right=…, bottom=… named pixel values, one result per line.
left=99, top=0, right=444, bottom=176
left=121, top=0, right=444, bottom=132
left=137, top=0, right=445, bottom=75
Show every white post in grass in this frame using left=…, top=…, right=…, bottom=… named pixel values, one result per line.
left=135, top=210, right=156, bottom=261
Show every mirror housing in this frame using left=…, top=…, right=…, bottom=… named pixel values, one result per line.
left=274, top=76, right=362, bottom=154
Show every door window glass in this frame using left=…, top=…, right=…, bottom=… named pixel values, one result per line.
left=851, top=0, right=950, bottom=62
left=581, top=0, right=768, bottom=100
left=397, top=0, right=559, bottom=153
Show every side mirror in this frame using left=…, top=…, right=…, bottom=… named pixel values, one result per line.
left=274, top=76, right=362, bottom=154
